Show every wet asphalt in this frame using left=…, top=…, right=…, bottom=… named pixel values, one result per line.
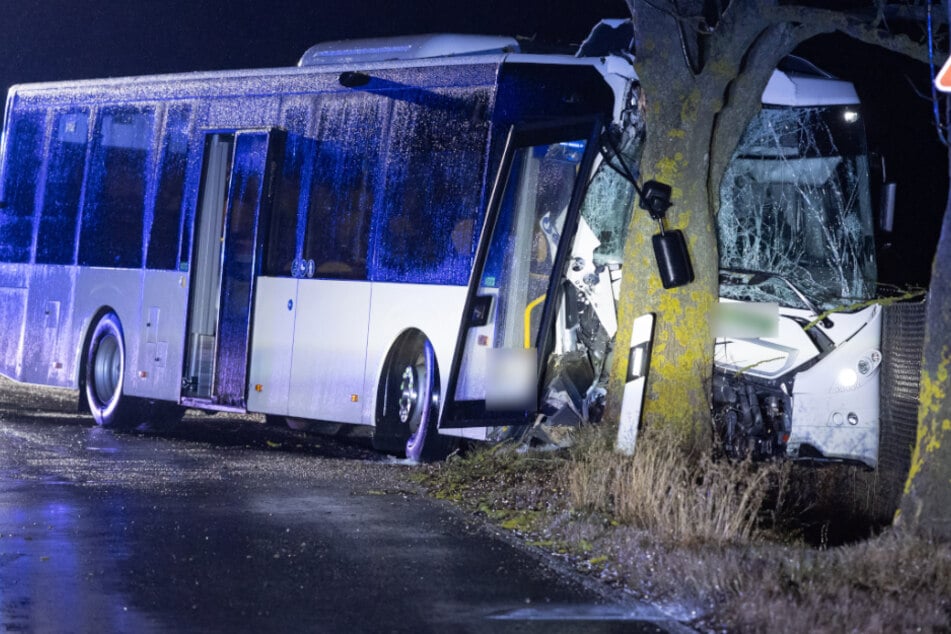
left=0, top=380, right=686, bottom=633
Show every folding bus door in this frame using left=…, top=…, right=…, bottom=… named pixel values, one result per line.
left=183, top=128, right=284, bottom=408
left=440, top=120, right=602, bottom=428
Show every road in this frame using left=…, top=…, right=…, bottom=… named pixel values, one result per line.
left=0, top=380, right=686, bottom=633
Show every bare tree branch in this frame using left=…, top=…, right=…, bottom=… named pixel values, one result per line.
left=765, top=5, right=931, bottom=63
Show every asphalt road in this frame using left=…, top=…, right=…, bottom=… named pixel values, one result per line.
left=0, top=380, right=686, bottom=633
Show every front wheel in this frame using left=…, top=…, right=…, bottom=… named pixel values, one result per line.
left=84, top=312, right=140, bottom=429
left=374, top=334, right=453, bottom=462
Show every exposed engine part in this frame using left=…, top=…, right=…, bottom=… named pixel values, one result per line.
left=713, top=372, right=792, bottom=460
left=536, top=283, right=614, bottom=435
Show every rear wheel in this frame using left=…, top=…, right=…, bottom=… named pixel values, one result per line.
left=85, top=312, right=141, bottom=429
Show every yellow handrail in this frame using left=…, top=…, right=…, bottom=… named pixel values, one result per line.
left=523, top=294, right=546, bottom=349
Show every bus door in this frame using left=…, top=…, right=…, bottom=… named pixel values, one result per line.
left=440, top=120, right=602, bottom=428
left=183, top=129, right=285, bottom=408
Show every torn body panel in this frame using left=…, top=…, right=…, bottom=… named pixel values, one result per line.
left=714, top=302, right=882, bottom=468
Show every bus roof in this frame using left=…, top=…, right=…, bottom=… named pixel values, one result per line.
left=5, top=50, right=623, bottom=102
left=762, top=56, right=859, bottom=106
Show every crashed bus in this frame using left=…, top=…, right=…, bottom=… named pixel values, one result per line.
left=0, top=26, right=646, bottom=460
left=0, top=22, right=920, bottom=468
left=712, top=57, right=923, bottom=470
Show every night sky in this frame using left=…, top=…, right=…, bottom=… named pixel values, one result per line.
left=1, top=0, right=944, bottom=284
left=1, top=0, right=629, bottom=87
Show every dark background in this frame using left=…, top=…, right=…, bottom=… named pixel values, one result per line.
left=0, top=0, right=629, bottom=84
left=1, top=0, right=944, bottom=286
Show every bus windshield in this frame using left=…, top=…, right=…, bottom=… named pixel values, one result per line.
left=717, top=105, right=877, bottom=311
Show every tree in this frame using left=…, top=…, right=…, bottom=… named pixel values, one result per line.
left=609, top=1, right=933, bottom=450
left=897, top=0, right=951, bottom=540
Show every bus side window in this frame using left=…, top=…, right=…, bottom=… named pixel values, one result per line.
left=35, top=110, right=89, bottom=265
left=79, top=106, right=155, bottom=269
left=302, top=97, right=381, bottom=280
left=265, top=134, right=312, bottom=277
left=146, top=105, right=192, bottom=270
left=0, top=111, right=45, bottom=263
left=371, top=89, right=487, bottom=285
left=304, top=161, right=373, bottom=280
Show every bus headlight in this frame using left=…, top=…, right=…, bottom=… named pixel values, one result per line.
left=836, top=368, right=858, bottom=389
left=833, top=349, right=881, bottom=391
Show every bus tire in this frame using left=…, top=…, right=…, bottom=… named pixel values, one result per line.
left=84, top=312, right=141, bottom=429
left=373, top=333, right=453, bottom=461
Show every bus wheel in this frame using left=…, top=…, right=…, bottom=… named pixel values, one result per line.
left=84, top=312, right=140, bottom=429
left=374, top=334, right=452, bottom=461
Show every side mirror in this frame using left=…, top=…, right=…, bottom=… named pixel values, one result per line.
left=638, top=180, right=694, bottom=289
left=879, top=182, right=896, bottom=233
left=653, top=230, right=694, bottom=289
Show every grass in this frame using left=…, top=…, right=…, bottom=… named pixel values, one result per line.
left=417, top=423, right=951, bottom=632
left=566, top=423, right=779, bottom=544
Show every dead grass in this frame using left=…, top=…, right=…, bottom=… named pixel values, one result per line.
left=566, top=423, right=782, bottom=544
left=416, top=426, right=951, bottom=632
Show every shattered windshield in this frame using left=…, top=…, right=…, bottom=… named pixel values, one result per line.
left=578, top=119, right=643, bottom=267
left=717, top=105, right=876, bottom=310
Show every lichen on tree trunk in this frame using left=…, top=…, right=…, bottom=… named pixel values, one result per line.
left=610, top=124, right=718, bottom=445
left=898, top=169, right=951, bottom=539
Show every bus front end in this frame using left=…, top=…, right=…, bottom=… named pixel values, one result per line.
left=712, top=67, right=884, bottom=468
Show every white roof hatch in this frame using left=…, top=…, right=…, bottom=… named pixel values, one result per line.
left=299, top=34, right=520, bottom=67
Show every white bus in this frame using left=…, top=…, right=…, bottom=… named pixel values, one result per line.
left=712, top=57, right=924, bottom=471
left=0, top=29, right=641, bottom=460
left=0, top=24, right=921, bottom=470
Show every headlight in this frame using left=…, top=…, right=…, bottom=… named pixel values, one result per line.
left=836, top=368, right=858, bottom=389
left=835, top=349, right=882, bottom=390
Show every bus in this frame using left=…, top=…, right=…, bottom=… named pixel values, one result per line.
left=0, top=24, right=922, bottom=470
left=0, top=29, right=641, bottom=460
left=712, top=57, right=924, bottom=471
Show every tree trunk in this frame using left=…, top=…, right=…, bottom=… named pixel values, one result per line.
left=608, top=1, right=806, bottom=447
left=606, top=3, right=720, bottom=448
left=898, top=185, right=951, bottom=539
left=898, top=22, right=951, bottom=536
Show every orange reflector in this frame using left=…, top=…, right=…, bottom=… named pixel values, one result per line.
left=350, top=394, right=359, bottom=402
left=138, top=370, right=147, bottom=378
left=255, top=384, right=263, bottom=392
left=477, top=335, right=489, bottom=346
left=52, top=362, right=63, bottom=369
left=783, top=433, right=790, bottom=443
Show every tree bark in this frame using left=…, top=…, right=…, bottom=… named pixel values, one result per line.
left=897, top=2, right=951, bottom=539
left=609, top=0, right=838, bottom=446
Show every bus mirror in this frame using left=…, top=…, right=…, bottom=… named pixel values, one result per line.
left=652, top=229, right=694, bottom=289
left=879, top=182, right=896, bottom=233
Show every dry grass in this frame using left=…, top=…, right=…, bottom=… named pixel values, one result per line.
left=719, top=530, right=951, bottom=633
left=416, top=424, right=951, bottom=632
left=566, top=424, right=783, bottom=544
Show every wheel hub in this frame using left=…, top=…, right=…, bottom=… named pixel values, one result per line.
left=93, top=334, right=121, bottom=404
left=398, top=366, right=418, bottom=425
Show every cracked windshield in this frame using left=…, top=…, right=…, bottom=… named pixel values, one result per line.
left=717, top=105, right=877, bottom=311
